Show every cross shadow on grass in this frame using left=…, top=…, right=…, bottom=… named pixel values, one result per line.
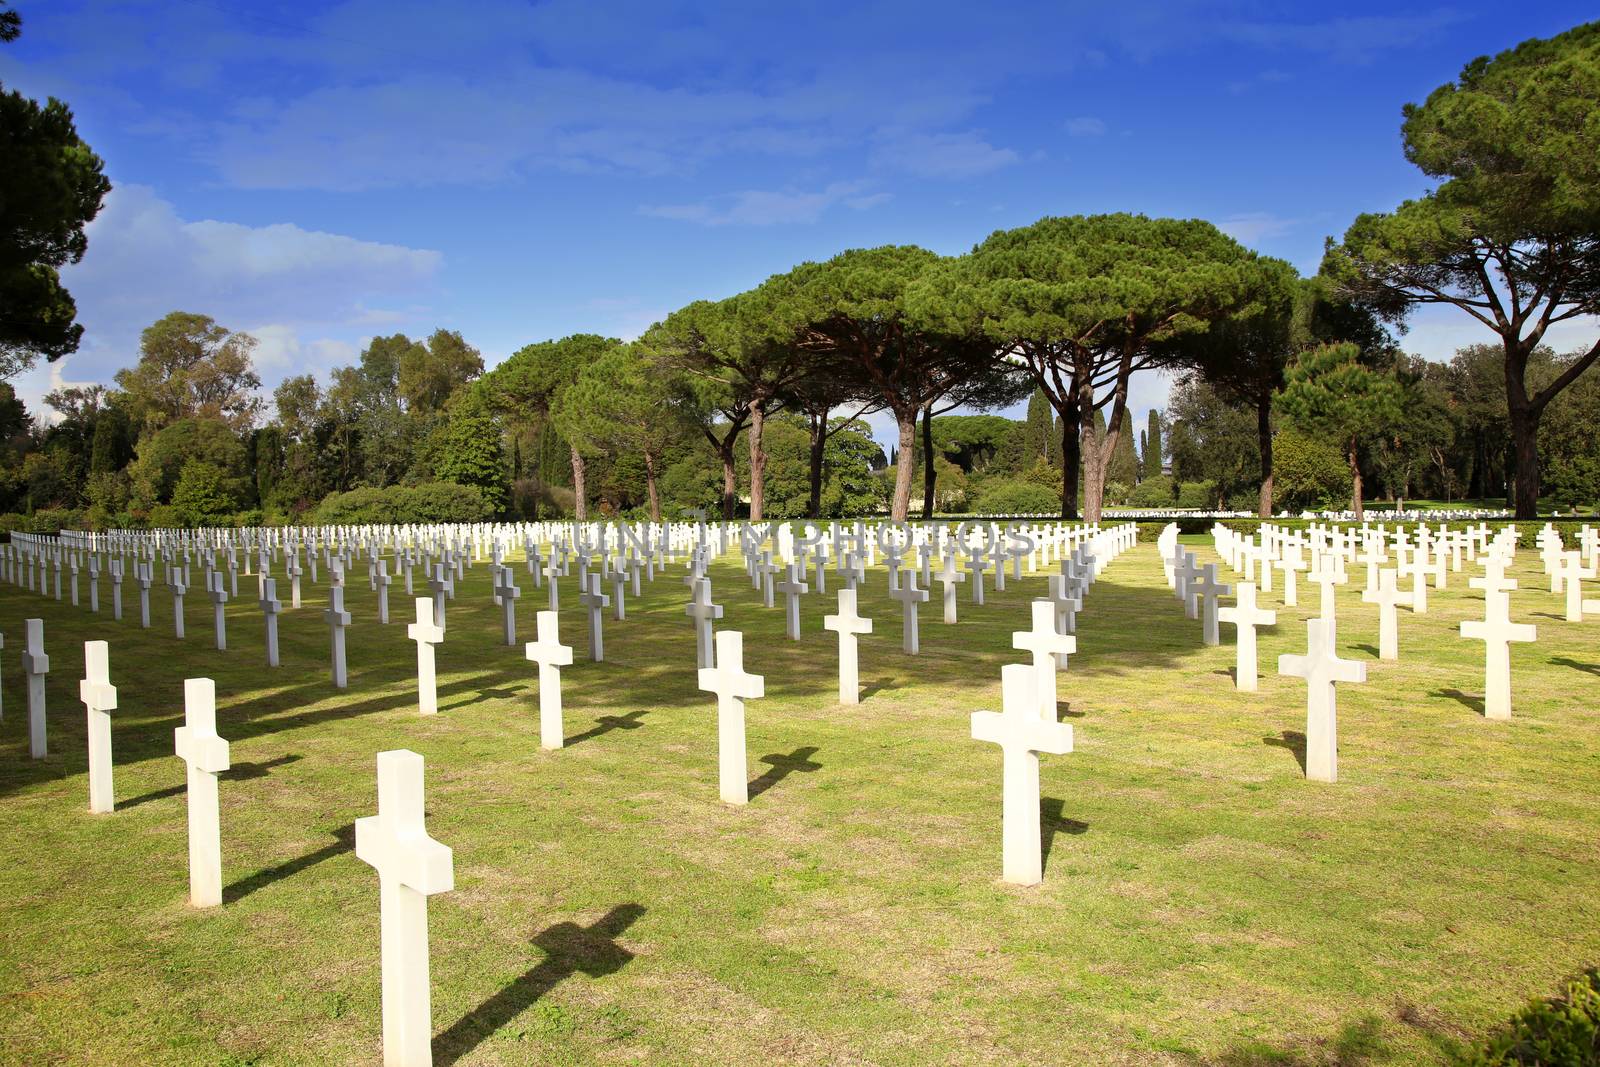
left=1041, top=796, right=1088, bottom=873
left=119, top=754, right=303, bottom=810
left=748, top=746, right=822, bottom=800
left=565, top=710, right=647, bottom=747
left=433, top=904, right=646, bottom=1066
left=224, top=822, right=354, bottom=904
left=1264, top=731, right=1307, bottom=775
left=1207, top=1014, right=1389, bottom=1065
left=1432, top=688, right=1486, bottom=716
left=1550, top=656, right=1600, bottom=677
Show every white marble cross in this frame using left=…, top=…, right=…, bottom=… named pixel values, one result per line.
left=1217, top=581, right=1275, bottom=690
left=428, top=566, right=453, bottom=630
left=890, top=569, right=930, bottom=654
left=1013, top=600, right=1075, bottom=720
left=970, top=663, right=1073, bottom=886
left=407, top=597, right=445, bottom=715
left=1307, top=557, right=1346, bottom=638
left=1277, top=618, right=1365, bottom=783
left=375, top=559, right=392, bottom=625
left=822, top=586, right=872, bottom=705
left=1360, top=569, right=1411, bottom=660
left=325, top=585, right=352, bottom=689
left=697, top=630, right=763, bottom=805
left=80, top=640, right=118, bottom=814
left=776, top=562, right=809, bottom=641
left=936, top=552, right=965, bottom=624
left=525, top=610, right=574, bottom=750
left=579, top=573, right=610, bottom=661
left=208, top=570, right=229, bottom=650
left=1555, top=551, right=1595, bottom=622
left=1043, top=573, right=1081, bottom=646
left=495, top=567, right=521, bottom=645
left=1398, top=546, right=1428, bottom=614
left=259, top=578, right=282, bottom=667
left=174, top=678, right=230, bottom=907
left=1196, top=563, right=1232, bottom=646
left=1460, top=592, right=1535, bottom=721
left=355, top=749, right=454, bottom=1067
left=171, top=573, right=188, bottom=638
left=685, top=578, right=723, bottom=669
left=23, top=618, right=48, bottom=759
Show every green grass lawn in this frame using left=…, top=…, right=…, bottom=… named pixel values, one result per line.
left=0, top=537, right=1596, bottom=1065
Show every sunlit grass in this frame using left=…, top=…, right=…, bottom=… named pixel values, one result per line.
left=0, top=536, right=1595, bottom=1064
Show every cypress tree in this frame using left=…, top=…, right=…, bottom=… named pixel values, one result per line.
left=1142, top=408, right=1163, bottom=478
left=1022, top=389, right=1054, bottom=466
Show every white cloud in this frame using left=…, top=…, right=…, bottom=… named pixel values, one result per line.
left=16, top=183, right=444, bottom=412
left=872, top=129, right=1019, bottom=179
left=640, top=181, right=889, bottom=227
left=1216, top=212, right=1296, bottom=246
left=1064, top=116, right=1106, bottom=137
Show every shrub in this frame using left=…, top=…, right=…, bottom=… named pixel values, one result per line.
left=1273, top=430, right=1352, bottom=512
left=1466, top=969, right=1600, bottom=1066
left=1176, top=480, right=1218, bottom=509
left=1128, top=475, right=1175, bottom=508
left=313, top=482, right=492, bottom=525
left=170, top=461, right=243, bottom=526
left=974, top=479, right=1061, bottom=515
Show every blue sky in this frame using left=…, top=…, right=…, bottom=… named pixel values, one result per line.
left=3, top=1, right=1596, bottom=443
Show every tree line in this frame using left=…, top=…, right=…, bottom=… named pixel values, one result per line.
left=3, top=13, right=1597, bottom=525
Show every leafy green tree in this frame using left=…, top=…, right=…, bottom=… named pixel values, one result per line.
left=1540, top=350, right=1600, bottom=510
left=930, top=414, right=1015, bottom=474
left=480, top=334, right=614, bottom=521
left=955, top=214, right=1261, bottom=521
left=1274, top=343, right=1404, bottom=517
left=115, top=312, right=262, bottom=434
left=1322, top=22, right=1600, bottom=518
left=428, top=390, right=506, bottom=514
left=88, top=403, right=133, bottom=474
left=556, top=344, right=687, bottom=522
left=127, top=417, right=250, bottom=510
left=1166, top=377, right=1260, bottom=507
left=170, top=460, right=242, bottom=526
left=0, top=8, right=110, bottom=373
left=399, top=329, right=482, bottom=414
left=1370, top=356, right=1455, bottom=509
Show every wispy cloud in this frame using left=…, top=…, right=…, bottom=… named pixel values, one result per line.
left=640, top=181, right=890, bottom=227
left=1064, top=116, right=1107, bottom=137
left=871, top=129, right=1019, bottom=179
left=1216, top=212, right=1297, bottom=245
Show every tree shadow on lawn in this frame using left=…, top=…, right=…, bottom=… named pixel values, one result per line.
left=1263, top=731, right=1307, bottom=775
left=1202, top=1004, right=1477, bottom=1066
left=433, top=903, right=646, bottom=1066
left=1041, top=796, right=1089, bottom=873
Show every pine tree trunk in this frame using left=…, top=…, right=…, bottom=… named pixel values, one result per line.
left=718, top=434, right=738, bottom=521
left=807, top=410, right=827, bottom=519
left=748, top=401, right=767, bottom=522
left=644, top=452, right=661, bottom=523
left=1347, top=437, right=1363, bottom=519
left=569, top=445, right=588, bottom=522
left=1060, top=411, right=1080, bottom=520
left=1257, top=392, right=1274, bottom=518
left=891, top=410, right=917, bottom=521
left=921, top=403, right=936, bottom=520
left=1508, top=404, right=1541, bottom=520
